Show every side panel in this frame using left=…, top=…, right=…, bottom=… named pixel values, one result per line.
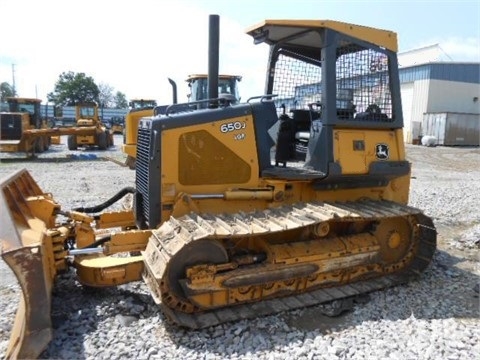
left=135, top=104, right=266, bottom=229
left=334, top=131, right=367, bottom=174
left=161, top=114, right=258, bottom=189
left=333, top=129, right=403, bottom=175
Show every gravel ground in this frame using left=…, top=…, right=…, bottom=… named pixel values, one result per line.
left=0, top=136, right=479, bottom=360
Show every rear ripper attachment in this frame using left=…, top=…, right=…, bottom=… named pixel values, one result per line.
left=143, top=200, right=436, bottom=329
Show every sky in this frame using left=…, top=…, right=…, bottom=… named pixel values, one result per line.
left=1, top=0, right=479, bottom=105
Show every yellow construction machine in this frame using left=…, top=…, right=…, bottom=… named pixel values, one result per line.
left=0, top=97, right=52, bottom=154
left=0, top=17, right=437, bottom=359
left=122, top=74, right=241, bottom=169
left=186, top=73, right=242, bottom=108
left=67, top=101, right=114, bottom=150
left=0, top=98, right=110, bottom=156
left=122, top=98, right=158, bottom=168
left=109, top=116, right=125, bottom=134
left=48, top=106, right=66, bottom=145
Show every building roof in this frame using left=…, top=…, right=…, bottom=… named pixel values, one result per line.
left=399, top=62, right=480, bottom=84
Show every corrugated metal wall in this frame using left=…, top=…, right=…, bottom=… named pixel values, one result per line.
left=399, top=63, right=480, bottom=144
left=430, top=63, right=480, bottom=84
left=412, top=79, right=430, bottom=132
left=401, top=83, right=414, bottom=142
left=400, top=79, right=430, bottom=142
left=423, top=112, right=480, bottom=146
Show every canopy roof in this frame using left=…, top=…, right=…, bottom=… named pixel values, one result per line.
left=246, top=19, right=397, bottom=52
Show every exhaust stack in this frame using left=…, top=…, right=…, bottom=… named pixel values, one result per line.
left=168, top=78, right=178, bottom=104
left=208, top=14, right=220, bottom=107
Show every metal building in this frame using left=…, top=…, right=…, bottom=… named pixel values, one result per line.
left=423, top=112, right=479, bottom=145
left=398, top=56, right=480, bottom=145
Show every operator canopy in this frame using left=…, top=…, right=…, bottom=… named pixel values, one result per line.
left=246, top=19, right=398, bottom=53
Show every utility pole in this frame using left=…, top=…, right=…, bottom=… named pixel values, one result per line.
left=12, top=64, right=16, bottom=97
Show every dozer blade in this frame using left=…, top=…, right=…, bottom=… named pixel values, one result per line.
left=0, top=169, right=55, bottom=359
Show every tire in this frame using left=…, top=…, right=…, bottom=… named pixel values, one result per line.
left=44, top=136, right=50, bottom=151
left=34, top=137, right=44, bottom=153
left=97, top=131, right=107, bottom=150
left=68, top=135, right=77, bottom=150
left=126, top=156, right=136, bottom=170
left=107, top=131, right=114, bottom=147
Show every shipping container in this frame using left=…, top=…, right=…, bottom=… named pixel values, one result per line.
left=422, top=112, right=480, bottom=146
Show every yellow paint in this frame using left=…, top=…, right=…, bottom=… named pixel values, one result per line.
left=161, top=114, right=259, bottom=193
left=123, top=108, right=154, bottom=154
left=333, top=129, right=402, bottom=175
left=75, top=255, right=144, bottom=286
left=96, top=210, right=136, bottom=229
left=246, top=19, right=397, bottom=52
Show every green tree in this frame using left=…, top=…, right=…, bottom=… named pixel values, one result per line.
left=114, top=91, right=128, bottom=109
left=47, top=71, right=99, bottom=106
left=0, top=82, right=15, bottom=101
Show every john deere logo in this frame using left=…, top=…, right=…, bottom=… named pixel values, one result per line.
left=375, top=143, right=389, bottom=160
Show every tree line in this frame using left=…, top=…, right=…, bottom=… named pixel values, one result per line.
left=0, top=71, right=128, bottom=109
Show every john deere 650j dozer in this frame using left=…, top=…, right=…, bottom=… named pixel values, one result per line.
left=0, top=18, right=436, bottom=359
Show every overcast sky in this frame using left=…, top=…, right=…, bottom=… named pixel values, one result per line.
left=1, top=0, right=479, bottom=104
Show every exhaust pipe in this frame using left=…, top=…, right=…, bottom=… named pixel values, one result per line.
left=168, top=78, right=178, bottom=104
left=208, top=14, right=220, bottom=108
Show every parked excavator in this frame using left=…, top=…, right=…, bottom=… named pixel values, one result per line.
left=0, top=16, right=437, bottom=359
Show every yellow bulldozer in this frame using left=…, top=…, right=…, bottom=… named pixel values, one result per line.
left=67, top=101, right=114, bottom=150
left=0, top=17, right=437, bottom=359
left=122, top=74, right=242, bottom=169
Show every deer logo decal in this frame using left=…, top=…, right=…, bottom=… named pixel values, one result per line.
left=375, top=143, right=389, bottom=160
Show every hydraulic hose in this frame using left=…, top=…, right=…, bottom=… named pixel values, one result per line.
left=73, top=186, right=136, bottom=213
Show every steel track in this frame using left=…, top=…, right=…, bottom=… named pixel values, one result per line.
left=143, top=199, right=437, bottom=329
